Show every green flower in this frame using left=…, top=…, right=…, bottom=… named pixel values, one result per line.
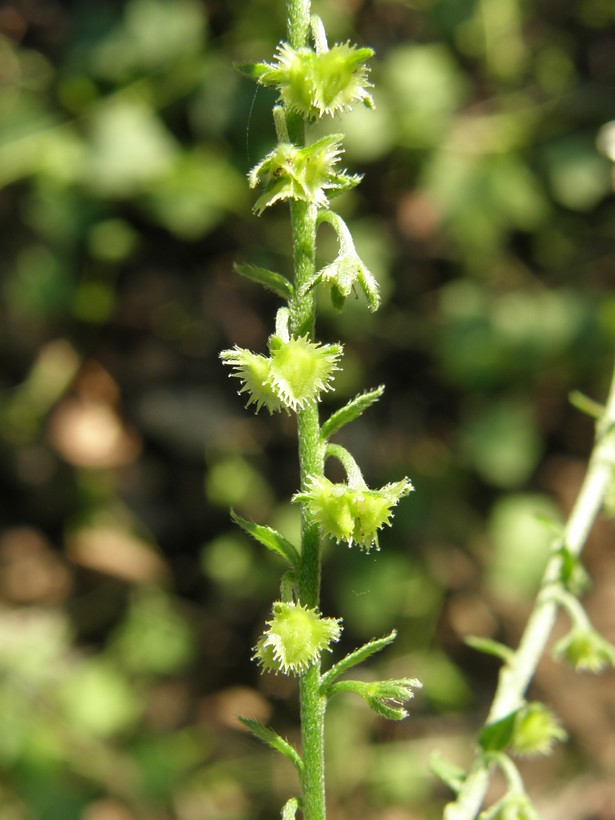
left=294, top=475, right=413, bottom=552
left=221, top=336, right=342, bottom=414
left=254, top=601, right=342, bottom=675
left=250, top=40, right=374, bottom=119
left=306, top=211, right=380, bottom=311
left=511, top=703, right=566, bottom=758
left=553, top=627, right=615, bottom=673
left=248, top=136, right=360, bottom=214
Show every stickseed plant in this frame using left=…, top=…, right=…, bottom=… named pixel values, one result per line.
left=220, top=1, right=420, bottom=816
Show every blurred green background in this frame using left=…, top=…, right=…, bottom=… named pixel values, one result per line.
left=1, top=0, right=615, bottom=817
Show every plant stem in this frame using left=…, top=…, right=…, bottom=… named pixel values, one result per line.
left=284, top=2, right=328, bottom=815
left=444, top=356, right=615, bottom=819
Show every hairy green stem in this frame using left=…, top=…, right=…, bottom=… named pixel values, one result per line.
left=284, top=2, right=328, bottom=815
left=444, top=356, right=615, bottom=819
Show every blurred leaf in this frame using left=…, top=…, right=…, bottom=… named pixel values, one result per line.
left=465, top=636, right=515, bottom=664
left=487, top=494, right=561, bottom=599
left=460, top=399, right=543, bottom=488
left=430, top=751, right=466, bottom=794
left=543, top=135, right=612, bottom=211
left=205, top=456, right=274, bottom=515
left=60, top=659, right=142, bottom=738
left=90, top=0, right=207, bottom=80
left=111, top=588, right=196, bottom=676
left=87, top=219, right=140, bottom=261
left=5, top=245, right=72, bottom=317
left=142, top=149, right=247, bottom=237
left=384, top=44, right=468, bottom=147
left=86, top=97, right=178, bottom=197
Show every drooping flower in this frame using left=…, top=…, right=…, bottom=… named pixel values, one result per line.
left=553, top=627, right=615, bottom=673
left=304, top=211, right=380, bottom=312
left=363, top=677, right=422, bottom=721
left=250, top=40, right=374, bottom=120
left=248, top=136, right=360, bottom=214
left=294, top=475, right=413, bottom=552
left=220, top=336, right=343, bottom=414
left=253, top=601, right=342, bottom=675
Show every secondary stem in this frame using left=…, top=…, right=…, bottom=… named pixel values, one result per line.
left=444, top=356, right=615, bottom=819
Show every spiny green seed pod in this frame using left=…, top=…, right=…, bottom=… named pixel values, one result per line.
left=253, top=601, right=342, bottom=675
left=268, top=335, right=342, bottom=411
left=511, top=703, right=566, bottom=757
left=250, top=41, right=374, bottom=119
left=220, top=336, right=343, bottom=414
left=294, top=475, right=413, bottom=551
left=553, top=627, right=615, bottom=673
left=219, top=347, right=283, bottom=414
left=248, top=135, right=360, bottom=213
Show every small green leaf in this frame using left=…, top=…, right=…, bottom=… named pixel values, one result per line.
left=231, top=510, right=300, bottom=567
left=479, top=710, right=521, bottom=753
left=282, top=797, right=300, bottom=819
left=320, top=630, right=397, bottom=690
left=321, top=386, right=384, bottom=440
left=465, top=636, right=515, bottom=665
left=234, top=263, right=294, bottom=301
left=238, top=717, right=304, bottom=773
left=429, top=751, right=466, bottom=794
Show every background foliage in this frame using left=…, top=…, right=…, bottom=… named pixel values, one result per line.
left=1, top=0, right=615, bottom=817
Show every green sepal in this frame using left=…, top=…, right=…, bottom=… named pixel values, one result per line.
left=231, top=510, right=300, bottom=567
left=479, top=709, right=521, bottom=754
left=238, top=717, right=304, bottom=774
left=234, top=61, right=271, bottom=81
left=465, top=636, right=515, bottom=665
left=321, top=386, right=385, bottom=441
left=556, top=544, right=591, bottom=596
left=281, top=797, right=300, bottom=819
left=234, top=263, right=294, bottom=301
left=330, top=284, right=346, bottom=311
left=429, top=751, right=466, bottom=795
left=320, top=630, right=397, bottom=691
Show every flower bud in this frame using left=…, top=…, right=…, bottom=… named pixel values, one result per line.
left=553, top=627, right=615, bottom=673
